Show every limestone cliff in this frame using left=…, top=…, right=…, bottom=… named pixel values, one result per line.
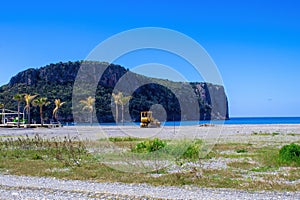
left=0, top=61, right=229, bottom=123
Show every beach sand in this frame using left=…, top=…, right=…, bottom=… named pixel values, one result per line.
left=1, top=124, right=299, bottom=142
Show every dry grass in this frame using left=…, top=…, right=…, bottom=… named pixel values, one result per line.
left=227, top=160, right=258, bottom=170
left=0, top=134, right=299, bottom=192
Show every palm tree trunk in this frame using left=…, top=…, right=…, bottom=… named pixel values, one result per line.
left=28, top=107, right=31, bottom=125
left=40, top=106, right=43, bottom=126
left=17, top=101, right=20, bottom=128
left=122, top=104, right=124, bottom=125
left=1, top=108, right=4, bottom=124
left=90, top=111, right=93, bottom=126
left=116, top=104, right=119, bottom=123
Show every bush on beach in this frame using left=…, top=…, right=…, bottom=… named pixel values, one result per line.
left=279, top=143, right=300, bottom=165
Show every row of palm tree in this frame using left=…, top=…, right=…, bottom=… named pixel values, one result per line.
left=0, top=94, right=65, bottom=127
left=1, top=92, right=131, bottom=127
left=78, top=92, right=131, bottom=126
left=112, top=92, right=131, bottom=125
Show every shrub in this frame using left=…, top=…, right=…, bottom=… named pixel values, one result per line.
left=272, top=132, right=280, bottom=136
left=132, top=138, right=166, bottom=153
left=279, top=143, right=300, bottom=164
left=236, top=149, right=248, bottom=153
left=181, top=139, right=203, bottom=160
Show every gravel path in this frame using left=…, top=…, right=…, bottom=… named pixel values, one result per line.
left=0, top=174, right=299, bottom=200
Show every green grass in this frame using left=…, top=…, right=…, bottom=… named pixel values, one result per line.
left=252, top=132, right=281, bottom=136
left=108, top=137, right=144, bottom=142
left=250, top=166, right=277, bottom=172
left=272, top=132, right=280, bottom=136
left=0, top=135, right=299, bottom=192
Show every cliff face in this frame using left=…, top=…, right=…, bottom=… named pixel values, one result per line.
left=9, top=61, right=81, bottom=86
left=0, top=61, right=229, bottom=123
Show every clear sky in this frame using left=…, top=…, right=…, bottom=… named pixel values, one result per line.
left=0, top=0, right=299, bottom=117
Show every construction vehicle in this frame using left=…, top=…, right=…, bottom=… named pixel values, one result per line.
left=140, top=111, right=161, bottom=128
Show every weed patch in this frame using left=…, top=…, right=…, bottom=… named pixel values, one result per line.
left=279, top=143, right=300, bottom=166
left=181, top=139, right=203, bottom=160
left=109, top=137, right=143, bottom=142
left=0, top=134, right=88, bottom=167
left=131, top=138, right=167, bottom=153
left=236, top=149, right=248, bottom=153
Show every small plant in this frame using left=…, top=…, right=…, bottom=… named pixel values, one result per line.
left=250, top=166, right=274, bottom=172
left=287, top=133, right=296, bottom=136
left=272, top=132, right=280, bottom=136
left=132, top=138, right=166, bottom=153
left=236, top=149, right=248, bottom=153
left=32, top=153, right=43, bottom=160
left=279, top=143, right=300, bottom=165
left=181, top=139, right=203, bottom=160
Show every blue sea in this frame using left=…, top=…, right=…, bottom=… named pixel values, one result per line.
left=222, top=117, right=300, bottom=125
left=150, top=117, right=300, bottom=126
left=69, top=117, right=300, bottom=126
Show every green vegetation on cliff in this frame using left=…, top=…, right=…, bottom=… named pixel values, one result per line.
left=0, top=61, right=229, bottom=123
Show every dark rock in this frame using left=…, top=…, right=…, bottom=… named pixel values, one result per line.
left=0, top=61, right=229, bottom=123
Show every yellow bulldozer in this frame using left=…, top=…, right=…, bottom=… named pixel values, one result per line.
left=140, top=111, right=161, bottom=128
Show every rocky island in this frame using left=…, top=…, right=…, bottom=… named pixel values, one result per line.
left=0, top=61, right=229, bottom=123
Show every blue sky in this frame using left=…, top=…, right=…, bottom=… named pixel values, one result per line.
left=0, top=0, right=300, bottom=117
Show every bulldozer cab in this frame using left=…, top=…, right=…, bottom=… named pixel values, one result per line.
left=141, top=111, right=152, bottom=119
left=140, top=111, right=160, bottom=128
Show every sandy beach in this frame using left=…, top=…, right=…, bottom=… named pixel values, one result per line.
left=1, top=124, right=299, bottom=141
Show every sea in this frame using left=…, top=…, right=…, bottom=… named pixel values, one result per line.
left=68, top=117, right=300, bottom=126
left=219, top=117, right=300, bottom=125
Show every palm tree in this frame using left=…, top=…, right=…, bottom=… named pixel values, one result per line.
left=32, top=97, right=50, bottom=126
left=0, top=103, right=4, bottom=124
left=53, top=99, right=65, bottom=123
left=112, top=92, right=122, bottom=123
left=24, top=94, right=38, bottom=125
left=119, top=94, right=131, bottom=125
left=80, top=96, right=95, bottom=126
left=13, top=94, right=23, bottom=128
